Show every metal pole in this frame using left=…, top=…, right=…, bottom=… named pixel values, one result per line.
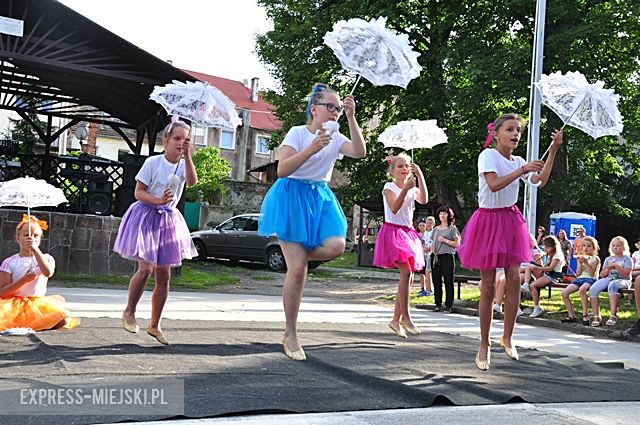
left=523, top=0, right=547, bottom=235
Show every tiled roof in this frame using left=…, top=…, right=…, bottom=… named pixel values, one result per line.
left=183, top=70, right=281, bottom=131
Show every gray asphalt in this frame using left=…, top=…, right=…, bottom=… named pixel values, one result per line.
left=46, top=285, right=640, bottom=425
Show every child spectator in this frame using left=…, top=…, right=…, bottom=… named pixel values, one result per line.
left=416, top=216, right=435, bottom=297
left=528, top=235, right=565, bottom=318
left=0, top=215, right=79, bottom=331
left=589, top=236, right=632, bottom=327
left=560, top=236, right=600, bottom=325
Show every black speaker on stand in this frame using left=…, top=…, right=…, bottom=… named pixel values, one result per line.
left=85, top=181, right=113, bottom=215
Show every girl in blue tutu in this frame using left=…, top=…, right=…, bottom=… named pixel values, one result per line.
left=114, top=118, right=198, bottom=345
left=456, top=114, right=563, bottom=370
left=373, top=153, right=428, bottom=338
left=258, top=83, right=366, bottom=360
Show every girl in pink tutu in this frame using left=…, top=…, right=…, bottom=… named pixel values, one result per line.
left=374, top=153, right=428, bottom=338
left=113, top=118, right=198, bottom=345
left=0, top=215, right=79, bottom=332
left=456, top=114, right=563, bottom=370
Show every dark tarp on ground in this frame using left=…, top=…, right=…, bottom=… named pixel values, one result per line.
left=1, top=318, right=639, bottom=424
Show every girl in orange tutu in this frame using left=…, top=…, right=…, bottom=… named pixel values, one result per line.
left=0, top=215, right=79, bottom=332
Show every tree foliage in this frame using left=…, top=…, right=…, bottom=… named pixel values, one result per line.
left=7, top=111, right=46, bottom=153
left=185, top=147, right=230, bottom=205
left=256, top=0, right=640, bottom=230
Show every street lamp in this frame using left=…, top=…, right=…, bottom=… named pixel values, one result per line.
left=75, top=125, right=88, bottom=154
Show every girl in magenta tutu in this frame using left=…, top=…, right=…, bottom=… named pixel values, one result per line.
left=374, top=153, right=428, bottom=338
left=113, top=118, right=198, bottom=345
left=456, top=114, right=563, bottom=370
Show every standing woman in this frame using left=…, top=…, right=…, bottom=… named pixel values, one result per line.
left=430, top=206, right=460, bottom=313
left=456, top=113, right=563, bottom=371
left=258, top=83, right=366, bottom=361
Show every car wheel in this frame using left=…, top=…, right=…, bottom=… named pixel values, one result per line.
left=266, top=247, right=286, bottom=272
left=193, top=240, right=207, bottom=260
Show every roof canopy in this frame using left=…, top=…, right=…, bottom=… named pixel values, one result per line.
left=0, top=0, right=195, bottom=152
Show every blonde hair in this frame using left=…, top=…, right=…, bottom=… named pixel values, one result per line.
left=426, top=216, right=436, bottom=223
left=608, top=236, right=630, bottom=256
left=161, top=120, right=191, bottom=140
left=387, top=153, right=411, bottom=179
left=582, top=236, right=599, bottom=255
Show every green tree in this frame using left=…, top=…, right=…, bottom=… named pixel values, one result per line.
left=256, top=0, right=640, bottom=231
left=185, top=147, right=231, bottom=204
left=8, top=111, right=46, bottom=153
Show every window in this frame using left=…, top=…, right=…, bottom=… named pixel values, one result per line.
left=256, top=135, right=270, bottom=155
left=220, top=130, right=235, bottom=150
left=192, top=125, right=208, bottom=146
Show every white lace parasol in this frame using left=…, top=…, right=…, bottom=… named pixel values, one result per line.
left=379, top=119, right=448, bottom=159
left=323, top=16, right=422, bottom=92
left=150, top=80, right=242, bottom=129
left=536, top=70, right=624, bottom=139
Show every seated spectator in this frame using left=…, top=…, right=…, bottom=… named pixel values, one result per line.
left=535, top=226, right=546, bottom=250
left=589, top=236, right=632, bottom=327
left=527, top=235, right=565, bottom=318
left=560, top=236, right=600, bottom=325
left=496, top=234, right=541, bottom=314
left=556, top=229, right=572, bottom=275
left=631, top=237, right=640, bottom=280
left=626, top=275, right=640, bottom=336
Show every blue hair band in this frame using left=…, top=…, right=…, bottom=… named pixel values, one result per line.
left=305, top=85, right=325, bottom=120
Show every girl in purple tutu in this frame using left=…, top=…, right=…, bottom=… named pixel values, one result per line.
left=113, top=118, right=198, bottom=345
left=374, top=153, right=428, bottom=338
left=456, top=114, right=563, bottom=370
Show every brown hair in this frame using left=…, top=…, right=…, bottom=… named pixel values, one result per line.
left=487, top=113, right=527, bottom=146
left=306, top=83, right=338, bottom=124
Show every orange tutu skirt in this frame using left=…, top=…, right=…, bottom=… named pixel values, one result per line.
left=0, top=295, right=80, bottom=331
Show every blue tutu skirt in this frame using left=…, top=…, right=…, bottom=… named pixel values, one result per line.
left=258, top=177, right=347, bottom=251
left=113, top=201, right=197, bottom=267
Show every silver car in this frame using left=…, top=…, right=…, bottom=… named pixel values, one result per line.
left=190, top=213, right=322, bottom=271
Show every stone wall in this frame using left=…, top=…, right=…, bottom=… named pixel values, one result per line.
left=0, top=209, right=135, bottom=277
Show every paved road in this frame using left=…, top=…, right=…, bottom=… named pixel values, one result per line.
left=48, top=287, right=640, bottom=425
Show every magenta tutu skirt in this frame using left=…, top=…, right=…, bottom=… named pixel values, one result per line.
left=457, top=205, right=531, bottom=271
left=113, top=201, right=197, bottom=267
left=373, top=222, right=425, bottom=271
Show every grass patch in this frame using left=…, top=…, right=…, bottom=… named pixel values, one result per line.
left=51, top=263, right=239, bottom=290
left=324, top=251, right=358, bottom=269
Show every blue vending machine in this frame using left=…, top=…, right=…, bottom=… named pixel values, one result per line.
left=548, top=212, right=597, bottom=275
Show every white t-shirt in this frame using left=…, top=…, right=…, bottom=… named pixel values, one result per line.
left=477, top=149, right=529, bottom=208
left=0, top=253, right=55, bottom=297
left=282, top=125, right=347, bottom=182
left=632, top=251, right=640, bottom=270
left=136, top=154, right=186, bottom=209
left=544, top=251, right=566, bottom=273
left=382, top=182, right=418, bottom=227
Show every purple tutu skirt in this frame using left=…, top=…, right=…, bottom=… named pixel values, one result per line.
left=373, top=222, right=425, bottom=271
left=113, top=201, right=197, bottom=267
left=457, top=205, right=530, bottom=271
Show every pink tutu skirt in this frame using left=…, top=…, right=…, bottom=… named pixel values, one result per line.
left=457, top=205, right=531, bottom=271
left=373, top=222, right=425, bottom=271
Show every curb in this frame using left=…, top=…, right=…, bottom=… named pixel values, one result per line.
left=415, top=304, right=640, bottom=344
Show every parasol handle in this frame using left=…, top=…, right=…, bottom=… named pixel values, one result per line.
left=337, top=45, right=379, bottom=121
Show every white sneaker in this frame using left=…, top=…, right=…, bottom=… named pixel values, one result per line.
left=517, top=308, right=524, bottom=316
left=521, top=283, right=530, bottom=292
left=493, top=303, right=502, bottom=313
left=530, top=305, right=545, bottom=318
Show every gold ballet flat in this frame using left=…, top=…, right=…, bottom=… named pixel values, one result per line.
left=282, top=334, right=306, bottom=361
left=475, top=348, right=491, bottom=371
left=400, top=321, right=421, bottom=335
left=122, top=316, right=139, bottom=334
left=146, top=327, right=170, bottom=345
left=388, top=321, right=408, bottom=338
left=499, top=337, right=519, bottom=361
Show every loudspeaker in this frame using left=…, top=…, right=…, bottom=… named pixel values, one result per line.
left=122, top=154, right=147, bottom=188
left=85, top=181, right=113, bottom=215
left=114, top=186, right=136, bottom=217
